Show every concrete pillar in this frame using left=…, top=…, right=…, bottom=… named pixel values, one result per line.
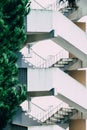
left=69, top=119, right=86, bottom=130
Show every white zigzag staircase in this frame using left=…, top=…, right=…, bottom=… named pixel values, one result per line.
left=52, top=11, right=87, bottom=67
left=27, top=8, right=87, bottom=67
left=53, top=68, right=87, bottom=113
left=19, top=46, right=79, bottom=70
left=15, top=1, right=87, bottom=128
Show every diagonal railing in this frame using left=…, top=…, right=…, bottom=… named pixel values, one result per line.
left=22, top=47, right=46, bottom=68
left=27, top=101, right=46, bottom=118
left=31, top=0, right=68, bottom=11
left=31, top=0, right=79, bottom=18
left=46, top=0, right=68, bottom=11
left=38, top=49, right=68, bottom=68
left=39, top=102, right=71, bottom=122
left=23, top=47, right=69, bottom=68
left=26, top=101, right=73, bottom=124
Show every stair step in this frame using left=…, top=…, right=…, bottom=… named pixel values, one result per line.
left=54, top=64, right=64, bottom=67
left=61, top=108, right=73, bottom=112
left=58, top=61, right=68, bottom=65
left=44, top=120, right=56, bottom=125
left=58, top=111, right=68, bottom=115
left=61, top=58, right=73, bottom=62
left=54, top=114, right=64, bottom=119
left=50, top=117, right=58, bottom=122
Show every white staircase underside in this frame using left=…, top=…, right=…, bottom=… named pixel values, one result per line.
left=52, top=36, right=87, bottom=67
left=52, top=11, right=87, bottom=67
left=52, top=11, right=87, bottom=54
left=52, top=68, right=87, bottom=114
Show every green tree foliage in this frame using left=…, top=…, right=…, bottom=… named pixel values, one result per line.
left=0, top=0, right=30, bottom=129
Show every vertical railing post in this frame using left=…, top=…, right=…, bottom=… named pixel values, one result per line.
left=27, top=96, right=31, bottom=112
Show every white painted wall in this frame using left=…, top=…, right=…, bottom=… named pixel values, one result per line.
left=27, top=9, right=53, bottom=32
left=28, top=125, right=65, bottom=130
left=27, top=68, right=53, bottom=91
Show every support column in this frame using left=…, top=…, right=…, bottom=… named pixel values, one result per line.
left=27, top=96, right=31, bottom=112
left=69, top=119, right=86, bottom=130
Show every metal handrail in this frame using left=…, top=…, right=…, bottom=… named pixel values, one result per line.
left=27, top=101, right=47, bottom=121
left=27, top=101, right=70, bottom=123
left=31, top=0, right=78, bottom=17
left=30, top=48, right=46, bottom=60
left=23, top=47, right=46, bottom=68
left=29, top=48, right=46, bottom=67
left=30, top=101, right=46, bottom=112
left=23, top=47, right=68, bottom=68
left=38, top=49, right=68, bottom=68
left=31, top=0, right=47, bottom=10
left=40, top=102, right=68, bottom=122
left=46, top=0, right=68, bottom=11
left=31, top=0, right=68, bottom=11
left=23, top=47, right=46, bottom=60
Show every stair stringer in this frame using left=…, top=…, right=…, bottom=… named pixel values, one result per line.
left=52, top=68, right=87, bottom=114
left=52, top=36, right=87, bottom=68
left=52, top=11, right=87, bottom=67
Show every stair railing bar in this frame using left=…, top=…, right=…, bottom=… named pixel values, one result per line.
left=23, top=47, right=68, bottom=69
left=28, top=112, right=44, bottom=124
left=30, top=102, right=46, bottom=112
left=31, top=0, right=47, bottom=10
left=27, top=101, right=47, bottom=121
left=31, top=0, right=70, bottom=14
left=45, top=0, right=67, bottom=11
left=28, top=101, right=74, bottom=124
left=24, top=47, right=46, bottom=68
left=27, top=104, right=74, bottom=124
left=39, top=102, right=63, bottom=122
left=38, top=49, right=68, bottom=68
left=31, top=0, right=58, bottom=10
left=29, top=48, right=46, bottom=67
left=38, top=50, right=58, bottom=68
left=30, top=48, right=46, bottom=61
left=22, top=56, right=34, bottom=67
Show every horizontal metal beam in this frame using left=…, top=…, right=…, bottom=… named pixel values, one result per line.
left=27, top=88, right=54, bottom=97
left=26, top=30, right=54, bottom=43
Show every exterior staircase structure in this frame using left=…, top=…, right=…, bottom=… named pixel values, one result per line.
left=15, top=45, right=86, bottom=128
left=13, top=99, right=78, bottom=129
left=19, top=46, right=80, bottom=70
left=14, top=1, right=87, bottom=129
left=27, top=8, right=87, bottom=67
left=27, top=101, right=78, bottom=128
